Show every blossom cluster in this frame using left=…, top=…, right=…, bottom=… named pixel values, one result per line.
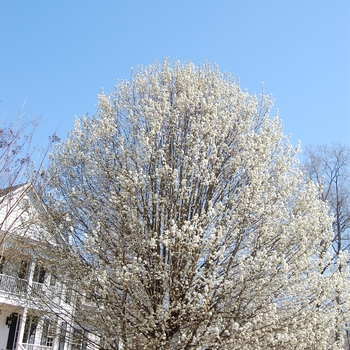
left=46, top=60, right=349, bottom=349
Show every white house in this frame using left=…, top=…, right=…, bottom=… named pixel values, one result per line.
left=0, top=184, right=94, bottom=350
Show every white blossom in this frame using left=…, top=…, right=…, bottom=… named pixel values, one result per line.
left=45, top=59, right=348, bottom=349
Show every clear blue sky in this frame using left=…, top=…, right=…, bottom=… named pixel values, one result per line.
left=1, top=1, right=349, bottom=153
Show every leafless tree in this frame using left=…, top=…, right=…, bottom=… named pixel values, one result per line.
left=0, top=109, right=58, bottom=278
left=303, top=144, right=350, bottom=266
left=303, top=144, right=350, bottom=347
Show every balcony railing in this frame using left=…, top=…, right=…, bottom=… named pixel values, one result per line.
left=0, top=273, right=28, bottom=294
left=18, top=343, right=53, bottom=350
left=0, top=274, right=48, bottom=297
left=31, top=281, right=44, bottom=295
left=0, top=273, right=66, bottom=304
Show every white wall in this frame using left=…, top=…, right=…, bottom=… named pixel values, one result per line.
left=0, top=312, right=10, bottom=350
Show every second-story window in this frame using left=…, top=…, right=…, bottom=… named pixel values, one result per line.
left=50, top=273, right=58, bottom=286
left=0, top=256, right=5, bottom=274
left=33, top=263, right=46, bottom=284
left=18, top=260, right=28, bottom=279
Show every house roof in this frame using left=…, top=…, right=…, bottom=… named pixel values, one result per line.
left=0, top=183, right=27, bottom=197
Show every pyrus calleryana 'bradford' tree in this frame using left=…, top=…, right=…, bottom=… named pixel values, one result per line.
left=45, top=60, right=347, bottom=349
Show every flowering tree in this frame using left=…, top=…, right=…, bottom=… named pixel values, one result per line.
left=45, top=60, right=347, bottom=349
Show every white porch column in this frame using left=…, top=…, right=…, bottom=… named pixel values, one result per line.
left=16, top=307, right=27, bottom=349
left=27, top=256, right=36, bottom=290
left=17, top=256, right=36, bottom=348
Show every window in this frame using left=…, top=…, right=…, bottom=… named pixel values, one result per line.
left=58, top=322, right=67, bottom=350
left=0, top=256, right=5, bottom=274
left=71, top=329, right=89, bottom=350
left=41, top=318, right=56, bottom=346
left=50, top=274, right=57, bottom=286
left=33, top=263, right=46, bottom=283
left=22, top=315, right=38, bottom=344
left=18, top=260, right=28, bottom=279
left=65, top=286, right=73, bottom=304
